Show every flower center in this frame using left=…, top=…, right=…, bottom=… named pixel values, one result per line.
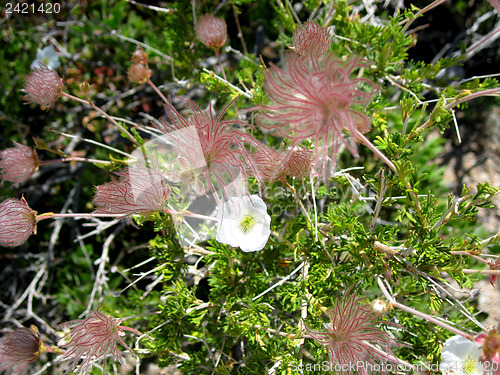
left=239, top=215, right=256, bottom=234
left=462, top=355, right=477, bottom=374
left=180, top=168, right=196, bottom=183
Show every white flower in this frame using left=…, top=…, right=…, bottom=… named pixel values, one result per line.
left=166, top=156, right=207, bottom=196
left=31, top=45, right=60, bottom=70
left=216, top=195, right=271, bottom=252
left=440, top=335, right=483, bottom=375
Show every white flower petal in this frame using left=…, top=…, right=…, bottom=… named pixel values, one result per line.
left=440, top=335, right=483, bottom=375
left=216, top=195, right=271, bottom=252
left=192, top=178, right=207, bottom=195
left=239, top=222, right=271, bottom=252
left=31, top=45, right=60, bottom=70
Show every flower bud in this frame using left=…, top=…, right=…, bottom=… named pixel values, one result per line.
left=22, top=65, right=63, bottom=109
left=293, top=21, right=331, bottom=58
left=131, top=46, right=148, bottom=64
left=79, top=81, right=91, bottom=94
left=251, top=145, right=282, bottom=182
left=252, top=146, right=313, bottom=182
left=281, top=147, right=313, bottom=180
left=0, top=197, right=37, bottom=247
left=128, top=63, right=151, bottom=84
left=0, top=325, right=43, bottom=374
left=0, top=142, right=39, bottom=183
left=196, top=15, right=227, bottom=49
left=370, top=298, right=389, bottom=315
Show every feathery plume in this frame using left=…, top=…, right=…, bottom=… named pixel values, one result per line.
left=57, top=308, right=140, bottom=375
left=259, top=53, right=377, bottom=179
left=92, top=167, right=171, bottom=217
left=293, top=21, right=332, bottom=58
left=159, top=100, right=263, bottom=199
left=304, top=293, right=399, bottom=374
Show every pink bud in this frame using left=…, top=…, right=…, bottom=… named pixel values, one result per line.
left=196, top=15, right=227, bottom=49
left=22, top=65, right=63, bottom=109
left=0, top=197, right=37, bottom=247
left=0, top=325, right=43, bottom=374
left=130, top=46, right=148, bottom=64
left=293, top=21, right=331, bottom=58
left=0, top=142, right=39, bottom=183
left=281, top=147, right=313, bottom=180
left=251, top=145, right=282, bottom=182
left=127, top=63, right=151, bottom=84
left=252, top=146, right=313, bottom=182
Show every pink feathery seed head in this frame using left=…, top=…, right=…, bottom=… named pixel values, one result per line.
left=0, top=325, right=43, bottom=375
left=127, top=63, right=151, bottom=84
left=0, top=197, right=37, bottom=247
left=196, top=14, right=227, bottom=49
left=92, top=166, right=171, bottom=217
left=189, top=104, right=264, bottom=193
left=159, top=99, right=264, bottom=199
left=0, top=142, right=39, bottom=183
left=259, top=53, right=378, bottom=180
left=57, top=308, right=138, bottom=375
left=303, top=293, right=399, bottom=374
left=22, top=65, right=63, bottom=109
left=293, top=21, right=332, bottom=58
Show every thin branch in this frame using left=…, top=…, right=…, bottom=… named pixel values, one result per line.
left=376, top=276, right=472, bottom=339
left=252, top=260, right=306, bottom=301
left=369, top=171, right=388, bottom=232
left=62, top=92, right=140, bottom=146
left=110, top=30, right=174, bottom=62
left=202, top=68, right=253, bottom=99
left=53, top=131, right=136, bottom=159
left=84, top=223, right=126, bottom=317
left=124, top=0, right=175, bottom=13
left=400, top=0, right=447, bottom=33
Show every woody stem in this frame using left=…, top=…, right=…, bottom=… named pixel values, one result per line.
left=376, top=276, right=472, bottom=340
left=38, top=157, right=112, bottom=165
left=354, top=130, right=397, bottom=173
left=36, top=213, right=125, bottom=222
left=62, top=92, right=140, bottom=146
